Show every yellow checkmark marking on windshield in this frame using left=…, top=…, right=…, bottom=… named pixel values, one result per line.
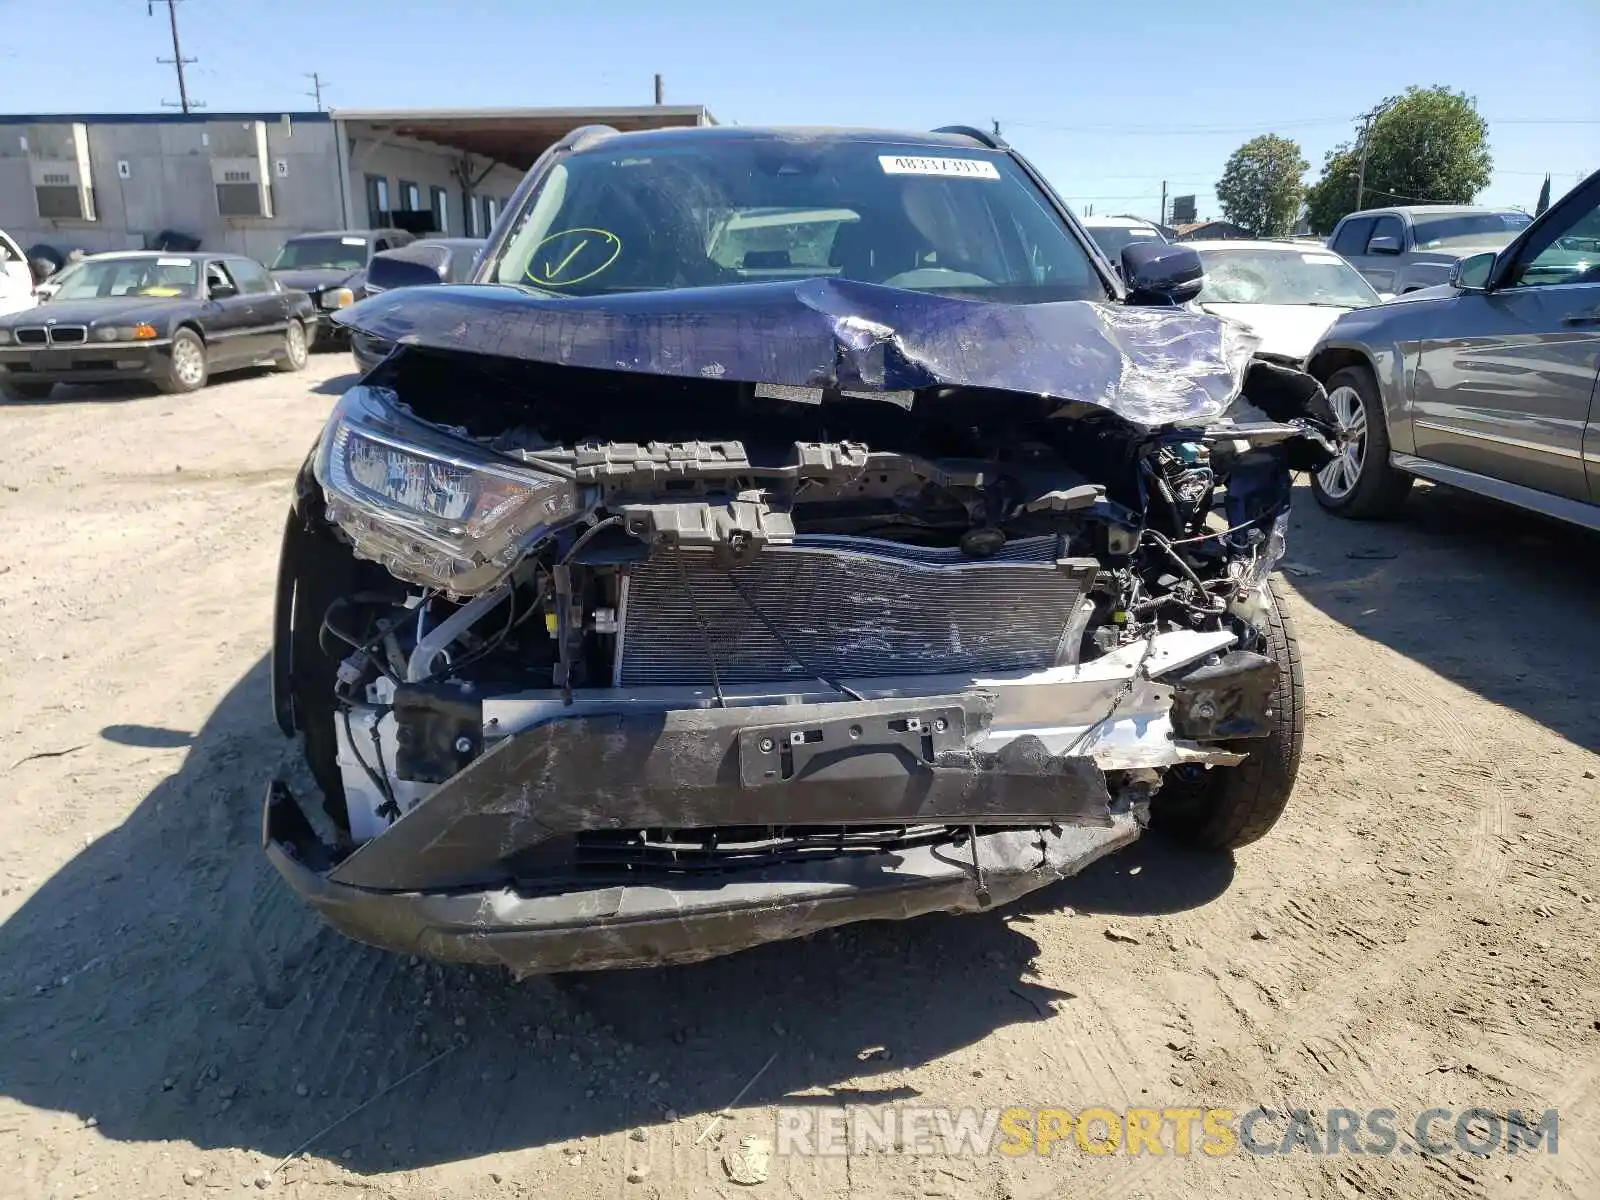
left=544, top=239, right=588, bottom=281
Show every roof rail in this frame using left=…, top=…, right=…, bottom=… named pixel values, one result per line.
left=559, top=124, right=621, bottom=153
left=931, top=124, right=1009, bottom=151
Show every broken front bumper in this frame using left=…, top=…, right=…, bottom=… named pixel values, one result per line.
left=263, top=629, right=1245, bottom=973
left=265, top=778, right=1140, bottom=973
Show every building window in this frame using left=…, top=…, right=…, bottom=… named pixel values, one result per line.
left=365, top=174, right=390, bottom=228
left=430, top=185, right=449, bottom=234
left=399, top=180, right=421, bottom=212
left=482, top=195, right=498, bottom=233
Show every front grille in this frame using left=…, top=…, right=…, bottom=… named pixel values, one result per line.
left=616, top=534, right=1093, bottom=686
left=572, top=824, right=957, bottom=877
left=15, top=325, right=87, bottom=346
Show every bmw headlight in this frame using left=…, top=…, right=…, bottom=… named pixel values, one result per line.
left=314, top=386, right=583, bottom=595
left=95, top=326, right=120, bottom=342
left=0, top=328, right=11, bottom=345
left=320, top=287, right=356, bottom=310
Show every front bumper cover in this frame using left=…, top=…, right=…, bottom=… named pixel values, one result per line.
left=263, top=691, right=1139, bottom=973
left=264, top=778, right=1138, bottom=974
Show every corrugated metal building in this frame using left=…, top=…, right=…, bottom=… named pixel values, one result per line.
left=0, top=105, right=714, bottom=262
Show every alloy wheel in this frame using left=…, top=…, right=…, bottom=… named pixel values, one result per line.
left=1317, top=384, right=1367, bottom=500
left=173, top=338, right=205, bottom=387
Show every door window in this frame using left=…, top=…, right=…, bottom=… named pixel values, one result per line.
left=229, top=258, right=272, bottom=295
left=1366, top=214, right=1404, bottom=251
left=1505, top=189, right=1600, bottom=289
left=1331, top=216, right=1376, bottom=256
left=205, top=261, right=238, bottom=298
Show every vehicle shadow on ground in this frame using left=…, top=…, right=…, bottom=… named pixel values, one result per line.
left=0, top=659, right=1228, bottom=1174
left=311, top=372, right=359, bottom=395
left=1282, top=478, right=1600, bottom=752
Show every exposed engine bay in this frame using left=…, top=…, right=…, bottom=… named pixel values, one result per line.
left=266, top=281, right=1334, bottom=971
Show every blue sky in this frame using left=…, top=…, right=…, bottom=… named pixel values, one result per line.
left=1, top=0, right=1594, bottom=221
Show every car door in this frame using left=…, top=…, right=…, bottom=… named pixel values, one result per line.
left=1410, top=175, right=1600, bottom=502
left=1330, top=215, right=1378, bottom=287
left=227, top=257, right=286, bottom=357
left=1358, top=214, right=1406, bottom=294
left=199, top=260, right=257, bottom=368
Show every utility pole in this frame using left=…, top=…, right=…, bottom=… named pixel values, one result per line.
left=992, top=119, right=1001, bottom=139
left=1159, top=180, right=1167, bottom=226
left=304, top=72, right=329, bottom=112
left=151, top=0, right=200, bottom=113
left=653, top=73, right=664, bottom=105
left=1354, top=100, right=1393, bottom=212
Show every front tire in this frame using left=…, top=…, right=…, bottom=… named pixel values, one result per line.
left=1152, top=581, right=1305, bottom=850
left=1310, top=365, right=1412, bottom=519
left=274, top=320, right=309, bottom=373
left=156, top=328, right=208, bottom=394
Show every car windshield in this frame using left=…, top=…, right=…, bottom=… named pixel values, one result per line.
left=48, top=256, right=199, bottom=300
left=491, top=137, right=1106, bottom=302
left=1196, top=246, right=1380, bottom=308
left=272, top=237, right=369, bottom=271
left=1411, top=211, right=1531, bottom=249
left=1085, top=225, right=1165, bottom=260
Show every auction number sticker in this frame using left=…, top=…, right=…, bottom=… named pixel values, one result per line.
left=878, top=155, right=1000, bottom=180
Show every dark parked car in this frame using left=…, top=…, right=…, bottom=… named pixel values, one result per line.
left=0, top=251, right=315, bottom=399
left=268, top=229, right=415, bottom=346
left=266, top=125, right=1335, bottom=974
left=349, top=238, right=485, bottom=373
left=1306, top=168, right=1600, bottom=530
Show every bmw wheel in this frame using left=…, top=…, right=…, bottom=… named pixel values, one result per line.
left=274, top=320, right=309, bottom=373
left=157, top=328, right=209, bottom=395
left=1309, top=365, right=1412, bottom=518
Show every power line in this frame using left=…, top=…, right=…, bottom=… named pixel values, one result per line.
left=150, top=0, right=202, bottom=113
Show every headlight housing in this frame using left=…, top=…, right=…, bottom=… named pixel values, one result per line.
left=320, top=287, right=356, bottom=310
left=314, top=386, right=583, bottom=595
left=0, top=328, right=11, bottom=345
left=95, top=326, right=120, bottom=342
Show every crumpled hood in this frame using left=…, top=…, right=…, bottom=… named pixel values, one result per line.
left=334, top=277, right=1260, bottom=427
left=271, top=267, right=358, bottom=293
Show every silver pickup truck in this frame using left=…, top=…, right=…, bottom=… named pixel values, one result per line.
left=1327, top=205, right=1532, bottom=295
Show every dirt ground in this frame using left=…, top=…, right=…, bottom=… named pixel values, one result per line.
left=1, top=356, right=1597, bottom=1200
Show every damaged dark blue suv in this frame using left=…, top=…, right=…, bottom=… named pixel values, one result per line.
left=265, top=125, right=1333, bottom=974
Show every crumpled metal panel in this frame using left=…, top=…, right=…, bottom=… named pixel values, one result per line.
left=335, top=277, right=1259, bottom=428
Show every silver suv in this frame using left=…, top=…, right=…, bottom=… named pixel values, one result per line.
left=1327, top=205, right=1533, bottom=295
left=1306, top=171, right=1600, bottom=529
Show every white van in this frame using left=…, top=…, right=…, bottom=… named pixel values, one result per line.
left=0, top=230, right=37, bottom=317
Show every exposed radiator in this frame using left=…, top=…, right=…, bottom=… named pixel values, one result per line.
left=616, top=535, right=1095, bottom=687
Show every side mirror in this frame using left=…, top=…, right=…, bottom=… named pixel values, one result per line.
left=1448, top=251, right=1496, bottom=293
left=1121, top=242, right=1204, bottom=306
left=365, top=251, right=449, bottom=293
left=1367, top=235, right=1402, bottom=255
left=208, top=281, right=238, bottom=301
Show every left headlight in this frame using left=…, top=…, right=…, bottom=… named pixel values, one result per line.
left=314, top=386, right=583, bottom=595
left=320, top=287, right=356, bottom=310
left=0, top=328, right=11, bottom=345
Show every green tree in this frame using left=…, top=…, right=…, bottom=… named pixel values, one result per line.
left=1215, top=134, right=1309, bottom=237
left=1304, top=86, right=1492, bottom=234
